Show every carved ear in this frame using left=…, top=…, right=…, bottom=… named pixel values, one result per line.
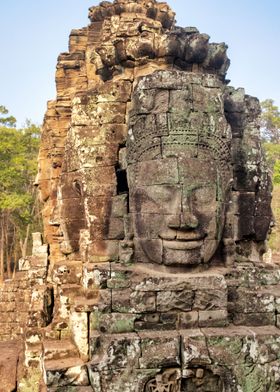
left=225, top=178, right=234, bottom=198
left=227, top=177, right=234, bottom=190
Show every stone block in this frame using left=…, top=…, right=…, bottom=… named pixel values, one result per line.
left=229, top=288, right=275, bottom=314
left=43, top=339, right=79, bottom=361
left=44, top=358, right=89, bottom=387
left=277, top=315, right=280, bottom=328
left=0, top=312, right=15, bottom=324
left=96, top=313, right=138, bottom=334
left=98, top=80, right=132, bottom=103
left=202, top=326, right=279, bottom=367
left=169, top=89, right=192, bottom=111
left=73, top=290, right=111, bottom=313
left=192, top=84, right=222, bottom=113
left=24, top=342, right=43, bottom=367
left=135, top=312, right=177, bottom=331
left=132, top=269, right=227, bottom=292
left=254, top=216, right=272, bottom=241
left=52, top=261, right=82, bottom=285
left=82, top=263, right=110, bottom=289
left=0, top=291, right=13, bottom=302
left=156, top=290, right=194, bottom=312
left=87, top=240, right=119, bottom=263
left=112, top=289, right=156, bottom=313
left=0, top=302, right=15, bottom=312
left=178, top=311, right=199, bottom=329
left=48, top=387, right=93, bottom=392
left=0, top=341, right=21, bottom=392
left=88, top=367, right=160, bottom=392
left=28, top=266, right=48, bottom=280
left=181, top=329, right=211, bottom=366
left=132, top=88, right=169, bottom=114
left=106, top=217, right=125, bottom=240
left=133, top=158, right=179, bottom=186
left=111, top=194, right=128, bottom=217
left=198, top=310, right=228, bottom=328
left=193, top=289, right=227, bottom=311
left=133, top=238, right=163, bottom=264
left=131, top=213, right=175, bottom=240
left=139, top=331, right=180, bottom=368
left=233, top=312, right=275, bottom=327
left=18, top=257, right=31, bottom=271
left=70, top=311, right=88, bottom=361
left=91, top=333, right=141, bottom=370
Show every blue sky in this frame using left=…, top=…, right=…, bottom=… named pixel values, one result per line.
left=0, top=0, right=279, bottom=126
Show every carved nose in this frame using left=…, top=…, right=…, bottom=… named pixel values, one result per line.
left=180, top=211, right=198, bottom=229
left=167, top=212, right=198, bottom=230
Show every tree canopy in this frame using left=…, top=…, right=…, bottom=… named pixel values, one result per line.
left=260, top=99, right=280, bottom=143
left=0, top=107, right=41, bottom=280
left=0, top=105, right=16, bottom=128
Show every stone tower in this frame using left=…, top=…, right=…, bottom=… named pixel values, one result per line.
left=1, top=1, right=280, bottom=391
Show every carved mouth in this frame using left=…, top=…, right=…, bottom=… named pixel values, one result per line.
left=162, top=239, right=203, bottom=250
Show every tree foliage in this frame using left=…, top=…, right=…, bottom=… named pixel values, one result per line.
left=263, top=143, right=280, bottom=185
left=260, top=99, right=280, bottom=143
left=0, top=105, right=16, bottom=128
left=0, top=107, right=41, bottom=280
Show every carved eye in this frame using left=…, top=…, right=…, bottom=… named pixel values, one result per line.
left=193, top=186, right=216, bottom=206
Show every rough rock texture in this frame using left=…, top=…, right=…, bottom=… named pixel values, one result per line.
left=1, top=0, right=280, bottom=391
left=0, top=341, right=21, bottom=392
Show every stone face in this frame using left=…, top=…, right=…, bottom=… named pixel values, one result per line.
left=0, top=1, right=278, bottom=391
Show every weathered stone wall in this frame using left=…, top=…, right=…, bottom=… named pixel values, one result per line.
left=0, top=233, right=51, bottom=344
left=0, top=272, right=31, bottom=342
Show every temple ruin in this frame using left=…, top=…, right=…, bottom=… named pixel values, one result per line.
left=1, top=0, right=280, bottom=391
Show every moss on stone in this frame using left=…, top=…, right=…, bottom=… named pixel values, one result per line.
left=111, top=317, right=135, bottom=333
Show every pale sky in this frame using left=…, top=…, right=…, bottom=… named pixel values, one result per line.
left=0, top=0, right=279, bottom=126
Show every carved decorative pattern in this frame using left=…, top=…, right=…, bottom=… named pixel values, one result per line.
left=127, top=128, right=231, bottom=166
left=145, top=379, right=180, bottom=392
left=144, top=369, right=181, bottom=392
left=128, top=132, right=231, bottom=188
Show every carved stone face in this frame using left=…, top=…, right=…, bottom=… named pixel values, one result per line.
left=129, top=154, right=227, bottom=266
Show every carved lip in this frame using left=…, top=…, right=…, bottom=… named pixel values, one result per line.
left=162, top=239, right=203, bottom=250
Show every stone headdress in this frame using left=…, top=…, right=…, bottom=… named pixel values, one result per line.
left=127, top=70, right=233, bottom=187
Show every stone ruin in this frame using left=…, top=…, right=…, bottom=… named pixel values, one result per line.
left=1, top=0, right=280, bottom=391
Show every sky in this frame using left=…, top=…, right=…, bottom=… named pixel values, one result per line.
left=0, top=0, right=279, bottom=127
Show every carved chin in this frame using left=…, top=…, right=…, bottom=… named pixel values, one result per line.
left=162, top=239, right=219, bottom=265
left=137, top=238, right=219, bottom=266
left=163, top=246, right=203, bottom=266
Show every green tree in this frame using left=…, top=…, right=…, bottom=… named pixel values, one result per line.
left=273, top=160, right=280, bottom=184
left=260, top=99, right=280, bottom=143
left=0, top=111, right=41, bottom=280
left=0, top=105, right=16, bottom=128
left=263, top=142, right=280, bottom=185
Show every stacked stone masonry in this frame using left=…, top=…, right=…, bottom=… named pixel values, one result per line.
left=0, top=233, right=51, bottom=343
left=1, top=0, right=280, bottom=391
